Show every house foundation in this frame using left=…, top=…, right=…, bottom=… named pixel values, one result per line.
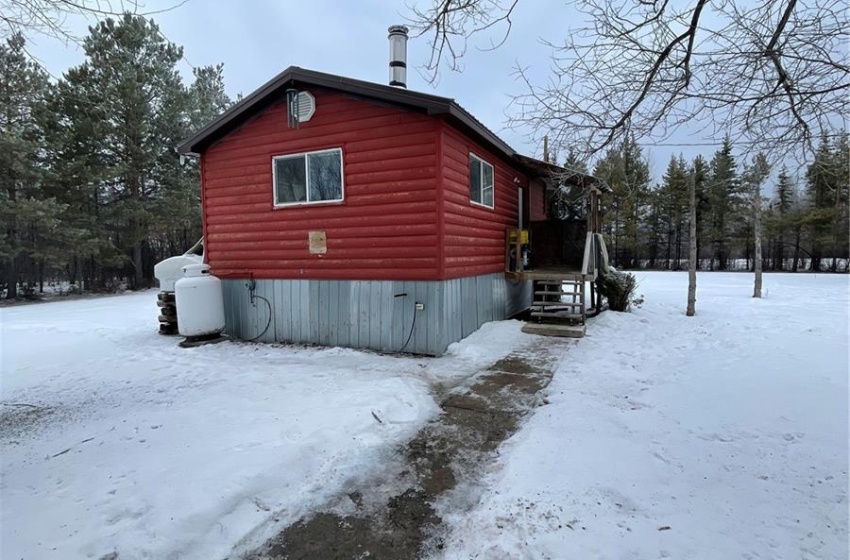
left=220, top=273, right=532, bottom=356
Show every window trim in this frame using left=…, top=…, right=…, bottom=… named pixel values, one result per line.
left=272, top=147, right=345, bottom=208
left=468, top=152, right=495, bottom=210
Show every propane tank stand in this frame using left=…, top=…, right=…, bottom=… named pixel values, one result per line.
left=178, top=333, right=229, bottom=348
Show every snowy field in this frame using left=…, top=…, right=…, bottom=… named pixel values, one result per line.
left=435, top=272, right=849, bottom=560
left=0, top=292, right=529, bottom=559
left=2, top=273, right=848, bottom=560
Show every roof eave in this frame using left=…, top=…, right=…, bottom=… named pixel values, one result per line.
left=447, top=105, right=516, bottom=159
left=512, top=153, right=612, bottom=193
left=176, top=67, right=297, bottom=155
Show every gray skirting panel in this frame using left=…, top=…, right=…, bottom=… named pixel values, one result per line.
left=220, top=273, right=532, bottom=356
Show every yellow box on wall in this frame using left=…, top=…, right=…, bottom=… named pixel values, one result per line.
left=508, top=229, right=529, bottom=244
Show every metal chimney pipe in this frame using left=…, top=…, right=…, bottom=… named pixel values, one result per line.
left=388, top=25, right=409, bottom=88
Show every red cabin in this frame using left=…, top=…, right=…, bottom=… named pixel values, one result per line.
left=178, top=67, right=607, bottom=355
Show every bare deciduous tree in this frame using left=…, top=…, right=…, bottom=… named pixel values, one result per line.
left=408, top=0, right=848, bottom=159
left=744, top=154, right=771, bottom=298
left=753, top=185, right=764, bottom=297
left=0, top=0, right=186, bottom=44
left=411, top=0, right=519, bottom=77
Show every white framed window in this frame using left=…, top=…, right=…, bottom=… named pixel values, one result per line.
left=273, top=148, right=344, bottom=207
left=469, top=152, right=494, bottom=208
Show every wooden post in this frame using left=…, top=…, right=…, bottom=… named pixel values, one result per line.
left=589, top=281, right=595, bottom=315
left=518, top=188, right=525, bottom=272
left=516, top=234, right=523, bottom=272
left=593, top=190, right=599, bottom=233
left=505, top=229, right=511, bottom=272
left=582, top=279, right=588, bottom=323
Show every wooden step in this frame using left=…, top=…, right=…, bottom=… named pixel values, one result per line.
left=522, top=323, right=585, bottom=338
left=534, top=290, right=581, bottom=295
left=531, top=311, right=584, bottom=320
left=535, top=280, right=583, bottom=286
left=532, top=301, right=583, bottom=307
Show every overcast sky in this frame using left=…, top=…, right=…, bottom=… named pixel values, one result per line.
left=24, top=0, right=730, bottom=182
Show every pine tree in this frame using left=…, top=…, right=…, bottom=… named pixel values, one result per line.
left=687, top=165, right=697, bottom=316
left=187, top=64, right=231, bottom=133
left=0, top=34, right=66, bottom=298
left=657, top=155, right=690, bottom=269
left=154, top=64, right=231, bottom=259
left=563, top=148, right=589, bottom=174
left=828, top=133, right=849, bottom=271
left=43, top=62, right=123, bottom=290
left=768, top=168, right=795, bottom=270
left=691, top=155, right=710, bottom=269
left=593, top=136, right=650, bottom=268
left=645, top=184, right=663, bottom=269
left=55, top=14, right=188, bottom=289
left=706, top=137, right=740, bottom=270
left=2, top=14, right=229, bottom=294
left=804, top=136, right=839, bottom=271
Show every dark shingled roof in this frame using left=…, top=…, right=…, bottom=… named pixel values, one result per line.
left=176, top=66, right=609, bottom=191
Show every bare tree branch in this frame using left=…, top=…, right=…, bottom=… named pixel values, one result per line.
left=406, top=0, right=850, bottom=161
left=406, top=0, right=519, bottom=80
left=0, top=0, right=188, bottom=45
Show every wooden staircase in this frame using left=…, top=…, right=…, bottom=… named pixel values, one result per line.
left=517, top=232, right=608, bottom=339
left=521, top=274, right=587, bottom=338
left=530, top=275, right=586, bottom=325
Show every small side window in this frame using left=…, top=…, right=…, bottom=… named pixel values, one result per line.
left=469, top=153, right=494, bottom=208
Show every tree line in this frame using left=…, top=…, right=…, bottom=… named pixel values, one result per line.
left=571, top=136, right=849, bottom=273
left=2, top=12, right=846, bottom=302
left=0, top=14, right=230, bottom=299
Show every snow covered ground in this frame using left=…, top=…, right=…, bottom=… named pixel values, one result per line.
left=3, top=274, right=847, bottom=560
left=0, top=291, right=531, bottom=560
left=434, top=272, right=849, bottom=560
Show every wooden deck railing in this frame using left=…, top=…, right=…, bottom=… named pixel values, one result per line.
left=581, top=232, right=595, bottom=280
left=581, top=232, right=609, bottom=281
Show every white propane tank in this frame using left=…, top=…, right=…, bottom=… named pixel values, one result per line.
left=174, top=263, right=225, bottom=338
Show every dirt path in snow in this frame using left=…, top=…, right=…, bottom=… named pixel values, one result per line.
left=242, top=337, right=571, bottom=560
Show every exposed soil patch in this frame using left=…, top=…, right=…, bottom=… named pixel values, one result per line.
left=0, top=402, right=58, bottom=443
left=243, top=338, right=571, bottom=560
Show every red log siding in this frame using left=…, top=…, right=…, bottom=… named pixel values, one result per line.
left=439, top=121, right=527, bottom=279
left=529, top=179, right=547, bottom=221
left=202, top=89, right=440, bottom=280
